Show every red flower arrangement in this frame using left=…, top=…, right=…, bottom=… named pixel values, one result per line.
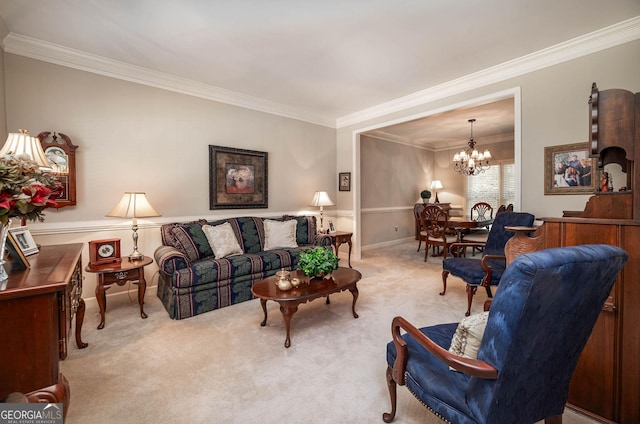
left=0, top=154, right=62, bottom=225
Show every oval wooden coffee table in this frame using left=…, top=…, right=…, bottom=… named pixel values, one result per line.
left=251, top=267, right=362, bottom=348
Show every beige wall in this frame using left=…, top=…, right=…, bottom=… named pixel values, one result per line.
left=3, top=54, right=337, bottom=301
left=360, top=135, right=432, bottom=246
left=338, top=40, right=640, bottom=256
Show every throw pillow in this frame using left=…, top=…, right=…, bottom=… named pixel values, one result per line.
left=263, top=219, right=298, bottom=250
left=170, top=222, right=212, bottom=263
left=202, top=222, right=244, bottom=259
left=448, top=311, right=490, bottom=372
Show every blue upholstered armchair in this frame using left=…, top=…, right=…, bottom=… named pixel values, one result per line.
left=441, top=211, right=535, bottom=316
left=384, top=244, right=627, bottom=424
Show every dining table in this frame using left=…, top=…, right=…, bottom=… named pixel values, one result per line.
left=446, top=215, right=494, bottom=242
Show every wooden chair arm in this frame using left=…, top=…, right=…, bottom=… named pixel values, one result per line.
left=390, top=316, right=498, bottom=384
left=480, top=254, right=505, bottom=270
left=448, top=241, right=487, bottom=257
left=479, top=254, right=505, bottom=288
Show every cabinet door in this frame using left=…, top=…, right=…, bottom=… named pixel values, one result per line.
left=0, top=292, right=60, bottom=399
left=544, top=222, right=618, bottom=420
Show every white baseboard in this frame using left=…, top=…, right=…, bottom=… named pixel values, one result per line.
left=361, top=237, right=413, bottom=252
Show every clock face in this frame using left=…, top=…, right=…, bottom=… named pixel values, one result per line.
left=98, top=244, right=115, bottom=258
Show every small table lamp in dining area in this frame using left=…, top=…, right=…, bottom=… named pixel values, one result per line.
left=107, top=192, right=160, bottom=260
left=310, top=190, right=334, bottom=233
left=430, top=180, right=443, bottom=204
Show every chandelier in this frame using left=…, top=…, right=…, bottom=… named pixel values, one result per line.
left=452, top=119, right=491, bottom=176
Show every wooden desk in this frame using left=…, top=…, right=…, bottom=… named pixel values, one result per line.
left=0, top=243, right=85, bottom=417
left=85, top=256, right=152, bottom=329
left=329, top=231, right=353, bottom=268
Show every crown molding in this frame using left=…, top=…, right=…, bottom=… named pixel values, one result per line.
left=2, top=33, right=336, bottom=128
left=336, top=16, right=640, bottom=129
left=2, top=16, right=638, bottom=131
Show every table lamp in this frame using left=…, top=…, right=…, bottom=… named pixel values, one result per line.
left=0, top=129, right=52, bottom=170
left=430, top=180, right=443, bottom=204
left=107, top=192, right=161, bottom=260
left=310, top=191, right=334, bottom=233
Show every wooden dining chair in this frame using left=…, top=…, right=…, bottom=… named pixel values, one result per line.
left=413, top=203, right=426, bottom=252
left=468, top=202, right=494, bottom=255
left=419, top=205, right=450, bottom=262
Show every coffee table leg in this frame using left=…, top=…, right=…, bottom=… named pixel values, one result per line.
left=280, top=303, right=298, bottom=348
left=349, top=285, right=359, bottom=318
left=259, top=299, right=268, bottom=326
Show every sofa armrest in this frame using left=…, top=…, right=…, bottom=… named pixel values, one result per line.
left=154, top=245, right=190, bottom=275
left=313, top=234, right=333, bottom=247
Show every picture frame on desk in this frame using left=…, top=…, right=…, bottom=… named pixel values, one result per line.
left=328, top=221, right=336, bottom=233
left=8, top=226, right=39, bottom=256
left=6, top=232, right=30, bottom=269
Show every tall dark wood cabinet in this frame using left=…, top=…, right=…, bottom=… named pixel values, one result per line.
left=0, top=243, right=85, bottom=419
left=540, top=83, right=640, bottom=423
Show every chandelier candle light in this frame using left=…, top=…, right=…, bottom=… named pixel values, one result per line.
left=107, top=192, right=160, bottom=260
left=310, top=190, right=334, bottom=233
left=452, top=119, right=491, bottom=176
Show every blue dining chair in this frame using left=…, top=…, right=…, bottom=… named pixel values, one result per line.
left=384, top=244, right=628, bottom=424
left=441, top=211, right=534, bottom=316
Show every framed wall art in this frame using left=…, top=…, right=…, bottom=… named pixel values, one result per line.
left=339, top=172, right=351, bottom=192
left=209, top=145, right=268, bottom=209
left=9, top=226, right=39, bottom=256
left=544, top=142, right=597, bottom=195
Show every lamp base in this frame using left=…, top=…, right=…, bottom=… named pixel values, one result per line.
left=128, top=250, right=144, bottom=261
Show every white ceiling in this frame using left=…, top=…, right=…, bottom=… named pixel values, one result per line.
left=0, top=1, right=638, bottom=142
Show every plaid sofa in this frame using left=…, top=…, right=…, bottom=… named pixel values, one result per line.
left=154, top=215, right=330, bottom=319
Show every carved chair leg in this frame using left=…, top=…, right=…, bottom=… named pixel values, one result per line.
left=465, top=285, right=478, bottom=317
left=424, top=243, right=429, bottom=262
left=545, top=414, right=562, bottom=424
left=382, top=366, right=397, bottom=423
left=440, top=271, right=449, bottom=295
left=417, top=240, right=422, bottom=252
left=485, top=286, right=493, bottom=298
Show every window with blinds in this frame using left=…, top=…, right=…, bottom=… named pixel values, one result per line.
left=466, top=161, right=516, bottom=212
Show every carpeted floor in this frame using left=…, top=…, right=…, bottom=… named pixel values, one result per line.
left=62, top=240, right=598, bottom=423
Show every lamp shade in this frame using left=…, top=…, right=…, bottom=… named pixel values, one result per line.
left=107, top=192, right=161, bottom=218
left=430, top=180, right=443, bottom=190
left=310, top=191, right=334, bottom=207
left=0, top=129, right=52, bottom=170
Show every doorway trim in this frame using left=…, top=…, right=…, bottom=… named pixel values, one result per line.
left=351, top=86, right=522, bottom=260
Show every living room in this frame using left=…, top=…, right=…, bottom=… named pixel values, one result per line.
left=1, top=2, right=640, bottom=423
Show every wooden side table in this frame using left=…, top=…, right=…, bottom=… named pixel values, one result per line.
left=85, top=256, right=152, bottom=329
left=329, top=231, right=353, bottom=268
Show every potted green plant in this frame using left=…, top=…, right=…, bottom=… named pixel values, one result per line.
left=420, top=190, right=432, bottom=203
left=297, top=246, right=339, bottom=278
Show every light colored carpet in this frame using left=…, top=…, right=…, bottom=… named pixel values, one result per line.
left=62, top=241, right=599, bottom=424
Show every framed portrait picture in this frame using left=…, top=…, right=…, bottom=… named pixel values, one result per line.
left=6, top=232, right=30, bottom=270
left=544, top=142, right=597, bottom=195
left=8, top=226, right=39, bottom=256
left=209, top=145, right=268, bottom=209
left=328, top=221, right=336, bottom=233
left=339, top=172, right=351, bottom=192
